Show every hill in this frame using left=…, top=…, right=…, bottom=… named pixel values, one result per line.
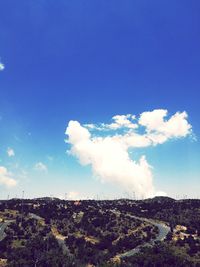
left=0, top=197, right=200, bottom=266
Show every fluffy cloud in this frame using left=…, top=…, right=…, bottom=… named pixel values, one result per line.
left=0, top=166, right=17, bottom=187
left=0, top=62, right=5, bottom=71
left=139, top=109, right=192, bottom=144
left=65, top=109, right=192, bottom=199
left=7, top=148, right=15, bottom=157
left=34, top=162, right=48, bottom=172
left=107, top=114, right=138, bottom=130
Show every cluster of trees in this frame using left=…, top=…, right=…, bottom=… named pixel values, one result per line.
left=7, top=234, right=74, bottom=267
left=170, top=235, right=200, bottom=256
left=2, top=197, right=200, bottom=236
left=126, top=197, right=200, bottom=235
left=55, top=208, right=143, bottom=237
left=0, top=197, right=200, bottom=266
left=0, top=216, right=52, bottom=261
left=63, top=217, right=157, bottom=265
left=121, top=242, right=200, bottom=267
left=64, top=232, right=145, bottom=265
left=65, top=235, right=107, bottom=265
left=0, top=199, right=159, bottom=266
left=0, top=209, right=75, bottom=266
left=5, top=217, right=50, bottom=238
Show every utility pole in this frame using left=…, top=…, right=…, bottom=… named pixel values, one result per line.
left=21, top=191, right=24, bottom=224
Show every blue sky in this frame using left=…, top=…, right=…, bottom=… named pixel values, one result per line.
left=0, top=1, right=200, bottom=199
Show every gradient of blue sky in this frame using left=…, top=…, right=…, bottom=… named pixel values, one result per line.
left=0, top=1, right=200, bottom=199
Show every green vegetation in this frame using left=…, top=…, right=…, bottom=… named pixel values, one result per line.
left=121, top=242, right=200, bottom=267
left=0, top=197, right=200, bottom=266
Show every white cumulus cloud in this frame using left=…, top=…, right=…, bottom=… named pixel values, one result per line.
left=139, top=109, right=192, bottom=144
left=65, top=109, right=192, bottom=199
left=0, top=166, right=17, bottom=187
left=34, top=162, right=48, bottom=172
left=107, top=114, right=138, bottom=130
left=7, top=148, right=15, bottom=157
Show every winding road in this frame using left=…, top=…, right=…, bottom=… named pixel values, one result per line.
left=29, top=213, right=68, bottom=254
left=1, top=212, right=170, bottom=260
left=118, top=215, right=171, bottom=258
left=0, top=221, right=10, bottom=242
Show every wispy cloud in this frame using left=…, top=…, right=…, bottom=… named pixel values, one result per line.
left=47, top=155, right=54, bottom=161
left=84, top=114, right=138, bottom=131
left=34, top=162, right=48, bottom=172
left=7, top=148, right=15, bottom=157
left=0, top=61, right=5, bottom=71
left=66, top=109, right=192, bottom=198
